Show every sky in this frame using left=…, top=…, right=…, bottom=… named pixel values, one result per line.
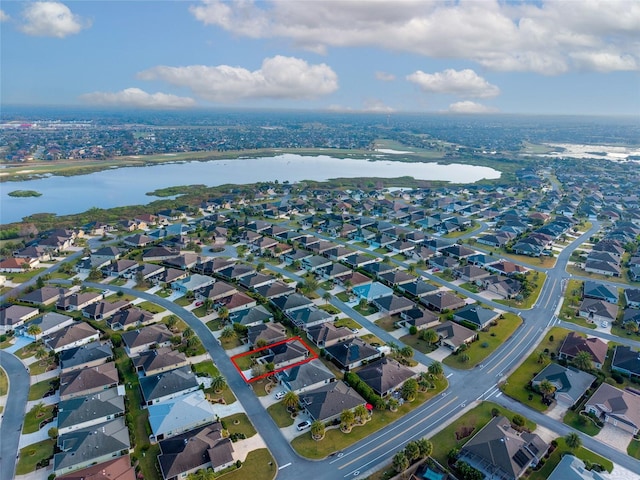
left=1, top=0, right=639, bottom=115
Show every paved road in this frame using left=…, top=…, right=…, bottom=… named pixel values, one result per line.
left=0, top=350, right=30, bottom=480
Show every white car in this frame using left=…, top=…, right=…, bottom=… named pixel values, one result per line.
left=297, top=420, right=311, bottom=431
left=274, top=391, right=286, bottom=400
left=601, top=321, right=608, bottom=328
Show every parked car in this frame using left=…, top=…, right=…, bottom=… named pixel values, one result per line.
left=297, top=420, right=311, bottom=431
left=275, top=391, right=286, bottom=400
left=195, top=301, right=203, bottom=307
left=600, top=321, right=608, bottom=328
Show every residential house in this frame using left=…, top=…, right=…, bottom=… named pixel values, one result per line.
left=299, top=381, right=367, bottom=423
left=59, top=361, right=120, bottom=400
left=19, top=286, right=72, bottom=307
left=454, top=265, right=491, bottom=283
left=197, top=281, right=237, bottom=303
left=158, top=422, right=234, bottom=480
left=547, top=455, right=607, bottom=480
left=558, top=332, right=608, bottom=369
left=60, top=342, right=113, bottom=372
left=247, top=322, right=287, bottom=347
left=148, top=390, right=217, bottom=442
left=44, top=322, right=100, bottom=353
left=486, top=260, right=528, bottom=277
left=0, top=305, right=40, bottom=333
left=19, top=311, right=74, bottom=339
left=82, top=300, right=131, bottom=321
left=276, top=359, right=335, bottom=394
left=433, top=321, right=477, bottom=352
left=458, top=415, right=548, bottom=480
left=421, top=291, right=466, bottom=312
left=57, top=386, right=125, bottom=434
left=0, top=257, right=39, bottom=272
left=372, top=294, right=415, bottom=316
left=398, top=279, right=438, bottom=299
left=216, top=291, right=257, bottom=314
left=611, top=346, right=640, bottom=380
left=172, top=274, right=215, bottom=294
left=484, top=275, right=523, bottom=299
left=53, top=418, right=130, bottom=476
left=271, top=293, right=315, bottom=314
left=107, top=307, right=154, bottom=331
left=122, top=323, right=173, bottom=357
left=624, top=288, right=640, bottom=308
left=585, top=383, right=640, bottom=435
left=325, top=337, right=381, bottom=371
left=133, top=347, right=189, bottom=376
left=583, top=281, right=618, bottom=304
left=102, top=259, right=139, bottom=278
left=264, top=339, right=310, bottom=370
left=398, top=307, right=440, bottom=331
left=55, top=455, right=136, bottom=480
left=254, top=281, right=296, bottom=300
left=578, top=298, right=618, bottom=325
left=139, top=365, right=200, bottom=406
left=57, top=292, right=102, bottom=312
left=229, top=305, right=273, bottom=328
left=356, top=357, right=417, bottom=397
left=306, top=322, right=356, bottom=348
left=453, top=305, right=499, bottom=330
left=531, top=363, right=595, bottom=407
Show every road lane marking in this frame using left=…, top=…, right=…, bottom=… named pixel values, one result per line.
left=278, top=463, right=291, bottom=470
left=338, top=396, right=459, bottom=472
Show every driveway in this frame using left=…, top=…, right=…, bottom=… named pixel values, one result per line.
left=595, top=423, right=634, bottom=452
left=427, top=346, right=452, bottom=362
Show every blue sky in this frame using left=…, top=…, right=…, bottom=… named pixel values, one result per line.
left=2, top=0, right=639, bottom=115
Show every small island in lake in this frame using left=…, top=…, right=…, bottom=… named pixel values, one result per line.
left=8, top=190, right=42, bottom=198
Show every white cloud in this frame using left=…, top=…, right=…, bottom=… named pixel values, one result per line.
left=447, top=101, right=498, bottom=114
left=570, top=51, right=638, bottom=72
left=375, top=71, right=396, bottom=82
left=137, top=56, right=338, bottom=102
left=20, top=1, right=90, bottom=38
left=0, top=9, right=10, bottom=22
left=188, top=0, right=640, bottom=74
left=326, top=100, right=395, bottom=113
left=80, top=88, right=196, bottom=109
left=407, top=69, right=500, bottom=98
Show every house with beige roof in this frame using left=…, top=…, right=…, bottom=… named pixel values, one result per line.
left=585, top=383, right=640, bottom=435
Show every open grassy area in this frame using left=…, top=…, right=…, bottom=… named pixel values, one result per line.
left=15, top=341, right=42, bottom=359
left=628, top=439, right=640, bottom=459
left=374, top=316, right=398, bottom=332
left=174, top=296, right=192, bottom=307
left=458, top=282, right=480, bottom=293
left=319, top=304, right=341, bottom=315
left=443, top=313, right=522, bottom=369
left=500, top=326, right=570, bottom=410
left=4, top=268, right=47, bottom=283
left=221, top=448, right=276, bottom=480
left=267, top=401, right=295, bottom=428
left=223, top=413, right=257, bottom=438
left=354, top=303, right=379, bottom=316
left=192, top=359, right=220, bottom=377
left=334, top=317, right=362, bottom=330
left=29, top=357, right=58, bottom=375
left=137, top=300, right=165, bottom=314
left=0, top=367, right=8, bottom=396
left=292, top=377, right=447, bottom=458
left=429, top=401, right=536, bottom=467
left=206, top=318, right=224, bottom=331
left=528, top=438, right=612, bottom=480
left=23, top=404, right=56, bottom=433
left=562, top=410, right=601, bottom=436
left=399, top=333, right=439, bottom=355
left=28, top=379, right=58, bottom=401
left=336, top=291, right=351, bottom=302
left=16, top=439, right=56, bottom=475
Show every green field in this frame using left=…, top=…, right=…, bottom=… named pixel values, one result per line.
left=16, top=439, right=56, bottom=475
left=0, top=367, right=7, bottom=396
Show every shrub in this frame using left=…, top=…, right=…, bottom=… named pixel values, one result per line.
left=409, top=325, right=418, bottom=335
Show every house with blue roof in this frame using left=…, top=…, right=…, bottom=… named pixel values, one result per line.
left=148, top=390, right=217, bottom=442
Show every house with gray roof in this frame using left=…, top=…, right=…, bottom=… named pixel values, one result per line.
left=325, top=337, right=381, bottom=371
left=133, top=347, right=188, bottom=377
left=583, top=281, right=618, bottom=304
left=453, top=305, right=499, bottom=330
left=60, top=342, right=113, bottom=372
left=44, top=321, right=100, bottom=353
left=264, top=339, right=310, bottom=370
left=247, top=322, right=287, bottom=347
left=306, top=322, right=355, bottom=348
left=254, top=280, right=296, bottom=299
left=53, top=417, right=130, bottom=476
left=459, top=415, right=548, bottom=480
left=547, top=454, right=607, bottom=480
left=20, top=286, right=72, bottom=306
left=578, top=298, right=618, bottom=324
left=624, top=288, right=640, bottom=308
left=585, top=383, right=640, bottom=435
left=229, top=304, right=273, bottom=327
left=271, top=293, right=315, bottom=313
left=139, top=365, right=200, bottom=406
left=398, top=279, right=438, bottom=298
left=0, top=305, right=40, bottom=333
left=372, top=294, right=415, bottom=316
left=398, top=307, right=440, bottom=331
left=611, top=346, right=640, bottom=380
left=82, top=299, right=131, bottom=321
left=433, top=321, right=477, bottom=352
left=59, top=361, right=120, bottom=400
left=148, top=390, right=217, bottom=442
left=356, top=357, right=417, bottom=397
left=172, top=273, right=215, bottom=294
left=158, top=422, right=234, bottom=480
left=276, top=359, right=335, bottom=394
left=122, top=323, right=173, bottom=357
left=19, top=311, right=74, bottom=339
left=531, top=363, right=596, bottom=407
left=57, top=386, right=125, bottom=434
left=107, top=306, right=154, bottom=331
left=300, top=380, right=367, bottom=423
left=57, top=292, right=102, bottom=312
left=421, top=291, right=466, bottom=312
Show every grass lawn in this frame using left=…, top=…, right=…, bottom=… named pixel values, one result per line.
left=223, top=413, right=257, bottom=438
left=443, top=313, right=522, bottom=369
left=155, top=289, right=171, bottom=298
left=628, top=439, right=640, bottom=459
left=192, top=305, right=209, bottom=317
left=222, top=448, right=276, bottom=480
left=319, top=304, right=341, bottom=315
left=354, top=303, right=379, bottom=316
left=334, top=317, right=361, bottom=330
left=192, top=360, right=220, bottom=377
left=109, top=277, right=127, bottom=286
left=563, top=410, right=601, bottom=436
left=0, top=367, right=8, bottom=395
left=6, top=268, right=47, bottom=283
left=566, top=264, right=636, bottom=286
left=320, top=281, right=334, bottom=290
left=336, top=291, right=351, bottom=302
left=459, top=282, right=480, bottom=293
left=528, top=438, right=612, bottom=480
left=234, top=353, right=255, bottom=370
left=174, top=296, right=192, bottom=307
left=292, top=377, right=447, bottom=458
left=429, top=401, right=536, bottom=467
left=399, top=333, right=439, bottom=355
left=28, top=379, right=57, bottom=401
left=501, top=326, right=571, bottom=411
left=16, top=439, right=56, bottom=475
left=15, top=341, right=42, bottom=359
left=206, top=318, right=224, bottom=331
left=504, top=252, right=556, bottom=269
left=220, top=333, right=244, bottom=350
left=361, top=333, right=384, bottom=347
left=23, top=404, right=56, bottom=433
left=267, top=402, right=295, bottom=428
left=374, top=316, right=398, bottom=332
left=28, top=358, right=58, bottom=376
left=137, top=300, right=165, bottom=314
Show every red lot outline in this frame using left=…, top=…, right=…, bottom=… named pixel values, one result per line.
left=230, top=336, right=318, bottom=383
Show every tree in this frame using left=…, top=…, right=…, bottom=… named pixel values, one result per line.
left=428, top=361, right=444, bottom=378
left=354, top=404, right=369, bottom=423
left=538, top=379, right=556, bottom=400
left=416, top=438, right=433, bottom=458
left=220, top=326, right=235, bottom=339
left=407, top=264, right=416, bottom=275
left=183, top=327, right=194, bottom=339
left=399, top=346, right=414, bottom=359
left=311, top=420, right=325, bottom=439
left=256, top=262, right=265, bottom=272
left=565, top=432, right=582, bottom=450
left=459, top=353, right=470, bottom=364
left=387, top=397, right=399, bottom=412
left=404, top=441, right=420, bottom=462
left=624, top=321, right=639, bottom=334
left=36, top=276, right=45, bottom=289
left=512, top=414, right=526, bottom=428
left=27, top=324, right=42, bottom=341
left=322, top=291, right=331, bottom=304
left=251, top=363, right=265, bottom=379
left=35, top=347, right=48, bottom=365
left=33, top=402, right=46, bottom=418
left=573, top=351, right=593, bottom=371
left=340, top=409, right=355, bottom=429
left=401, top=378, right=418, bottom=402
left=47, top=427, right=58, bottom=439
left=343, top=279, right=353, bottom=293
left=218, top=306, right=230, bottom=324
left=283, top=391, right=299, bottom=410
left=536, top=350, right=549, bottom=364
left=358, top=298, right=369, bottom=311
left=211, top=375, right=226, bottom=392
left=166, top=315, right=178, bottom=330
left=421, top=329, right=439, bottom=345
left=392, top=452, right=409, bottom=473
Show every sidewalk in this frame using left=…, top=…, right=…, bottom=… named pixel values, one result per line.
left=30, top=369, right=59, bottom=385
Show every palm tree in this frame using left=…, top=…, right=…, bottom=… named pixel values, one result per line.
left=183, top=327, right=194, bottom=339
left=220, top=326, right=235, bottom=339
left=311, top=420, right=325, bottom=439
left=35, top=347, right=48, bottom=366
left=404, top=441, right=420, bottom=462
left=282, top=391, right=299, bottom=410
left=565, top=432, right=582, bottom=450
left=407, top=264, right=416, bottom=275
left=536, top=350, right=549, bottom=364
left=392, top=451, right=409, bottom=473
left=211, top=375, right=226, bottom=393
left=459, top=353, right=470, bottom=363
left=538, top=379, right=556, bottom=400
left=401, top=378, right=418, bottom=402
left=421, top=329, right=439, bottom=346
left=354, top=404, right=369, bottom=423
left=416, top=438, right=433, bottom=458
left=322, top=291, right=331, bottom=304
left=387, top=397, right=399, bottom=412
left=343, top=279, right=352, bottom=293
left=27, top=324, right=41, bottom=341
left=340, top=409, right=355, bottom=429
left=625, top=321, right=639, bottom=334
left=573, top=351, right=593, bottom=371
left=399, top=346, right=414, bottom=359
left=428, top=361, right=444, bottom=378
left=32, top=402, right=46, bottom=418
left=218, top=307, right=230, bottom=324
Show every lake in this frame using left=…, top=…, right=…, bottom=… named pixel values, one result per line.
left=1, top=154, right=500, bottom=223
